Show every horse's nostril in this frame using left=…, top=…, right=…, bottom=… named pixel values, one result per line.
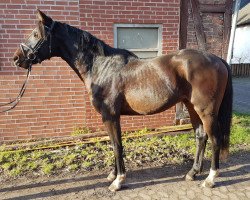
left=13, top=55, right=19, bottom=62
left=13, top=55, right=21, bottom=67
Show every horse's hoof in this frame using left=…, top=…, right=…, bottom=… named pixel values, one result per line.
left=108, top=182, right=121, bottom=192
left=185, top=174, right=195, bottom=181
left=107, top=171, right=116, bottom=182
left=108, top=174, right=126, bottom=192
left=202, top=180, right=215, bottom=188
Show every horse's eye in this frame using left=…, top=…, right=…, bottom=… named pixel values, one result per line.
left=34, top=32, right=39, bottom=38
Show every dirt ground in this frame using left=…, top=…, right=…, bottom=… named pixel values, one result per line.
left=0, top=150, right=249, bottom=200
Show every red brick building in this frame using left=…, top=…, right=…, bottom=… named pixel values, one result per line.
left=0, top=0, right=231, bottom=142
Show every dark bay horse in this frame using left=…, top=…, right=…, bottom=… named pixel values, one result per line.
left=13, top=10, right=232, bottom=191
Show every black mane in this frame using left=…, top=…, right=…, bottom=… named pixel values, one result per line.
left=63, top=23, right=138, bottom=71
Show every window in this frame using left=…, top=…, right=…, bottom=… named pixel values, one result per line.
left=114, top=24, right=162, bottom=59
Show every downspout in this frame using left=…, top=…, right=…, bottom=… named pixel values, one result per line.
left=227, top=0, right=241, bottom=65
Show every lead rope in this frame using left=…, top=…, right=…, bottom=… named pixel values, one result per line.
left=0, top=64, right=32, bottom=113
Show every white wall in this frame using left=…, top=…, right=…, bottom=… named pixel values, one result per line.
left=231, top=25, right=250, bottom=64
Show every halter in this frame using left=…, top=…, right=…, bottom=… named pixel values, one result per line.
left=0, top=21, right=56, bottom=113
left=20, top=21, right=56, bottom=63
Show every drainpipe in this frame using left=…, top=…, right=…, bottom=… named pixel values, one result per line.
left=227, top=0, right=241, bottom=65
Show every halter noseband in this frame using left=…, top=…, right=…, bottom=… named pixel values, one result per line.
left=20, top=21, right=56, bottom=63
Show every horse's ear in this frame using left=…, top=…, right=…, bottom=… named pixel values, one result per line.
left=37, top=9, right=53, bottom=26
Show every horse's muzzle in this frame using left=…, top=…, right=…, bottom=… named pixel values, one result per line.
left=13, top=56, right=30, bottom=69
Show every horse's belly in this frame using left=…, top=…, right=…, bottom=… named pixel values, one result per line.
left=123, top=87, right=175, bottom=115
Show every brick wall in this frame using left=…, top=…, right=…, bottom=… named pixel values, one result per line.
left=0, top=0, right=179, bottom=142
left=187, top=0, right=226, bottom=56
left=0, top=0, right=85, bottom=142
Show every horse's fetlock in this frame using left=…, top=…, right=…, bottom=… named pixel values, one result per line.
left=107, top=170, right=116, bottom=182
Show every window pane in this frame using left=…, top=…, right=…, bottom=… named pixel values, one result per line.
left=117, top=27, right=158, bottom=49
left=132, top=51, right=158, bottom=59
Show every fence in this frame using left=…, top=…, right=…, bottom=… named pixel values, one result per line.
left=231, top=63, right=250, bottom=77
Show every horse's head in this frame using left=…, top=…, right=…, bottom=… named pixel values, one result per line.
left=13, top=10, right=56, bottom=69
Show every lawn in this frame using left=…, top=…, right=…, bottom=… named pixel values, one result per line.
left=0, top=113, right=249, bottom=178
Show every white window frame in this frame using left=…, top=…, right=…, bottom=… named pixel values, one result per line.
left=113, top=24, right=163, bottom=57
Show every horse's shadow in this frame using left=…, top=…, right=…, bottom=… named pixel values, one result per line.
left=124, top=151, right=250, bottom=190
left=1, top=150, right=249, bottom=200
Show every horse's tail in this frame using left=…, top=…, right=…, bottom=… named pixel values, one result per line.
left=218, top=58, right=233, bottom=161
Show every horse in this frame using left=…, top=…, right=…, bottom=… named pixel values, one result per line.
left=13, top=10, right=232, bottom=191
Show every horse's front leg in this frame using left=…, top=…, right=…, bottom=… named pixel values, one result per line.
left=103, top=115, right=126, bottom=192
left=107, top=160, right=117, bottom=182
left=106, top=143, right=117, bottom=182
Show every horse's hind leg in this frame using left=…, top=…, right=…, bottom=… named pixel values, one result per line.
left=184, top=102, right=208, bottom=181
left=186, top=124, right=208, bottom=181
left=200, top=115, right=221, bottom=188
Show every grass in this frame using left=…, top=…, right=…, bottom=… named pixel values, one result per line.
left=230, top=112, right=250, bottom=151
left=0, top=112, right=249, bottom=178
left=71, top=127, right=92, bottom=136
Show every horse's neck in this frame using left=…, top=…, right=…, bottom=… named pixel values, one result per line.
left=57, top=25, right=97, bottom=81
left=57, top=23, right=136, bottom=83
left=57, top=24, right=79, bottom=66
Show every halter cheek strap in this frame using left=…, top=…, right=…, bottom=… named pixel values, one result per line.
left=44, top=21, right=55, bottom=56
left=20, top=21, right=56, bottom=63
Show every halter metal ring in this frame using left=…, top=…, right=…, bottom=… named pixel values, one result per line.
left=27, top=52, right=36, bottom=61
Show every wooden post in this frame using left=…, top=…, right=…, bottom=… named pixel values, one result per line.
left=177, top=1, right=191, bottom=124
left=190, top=0, right=207, bottom=51
left=179, top=0, right=189, bottom=49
